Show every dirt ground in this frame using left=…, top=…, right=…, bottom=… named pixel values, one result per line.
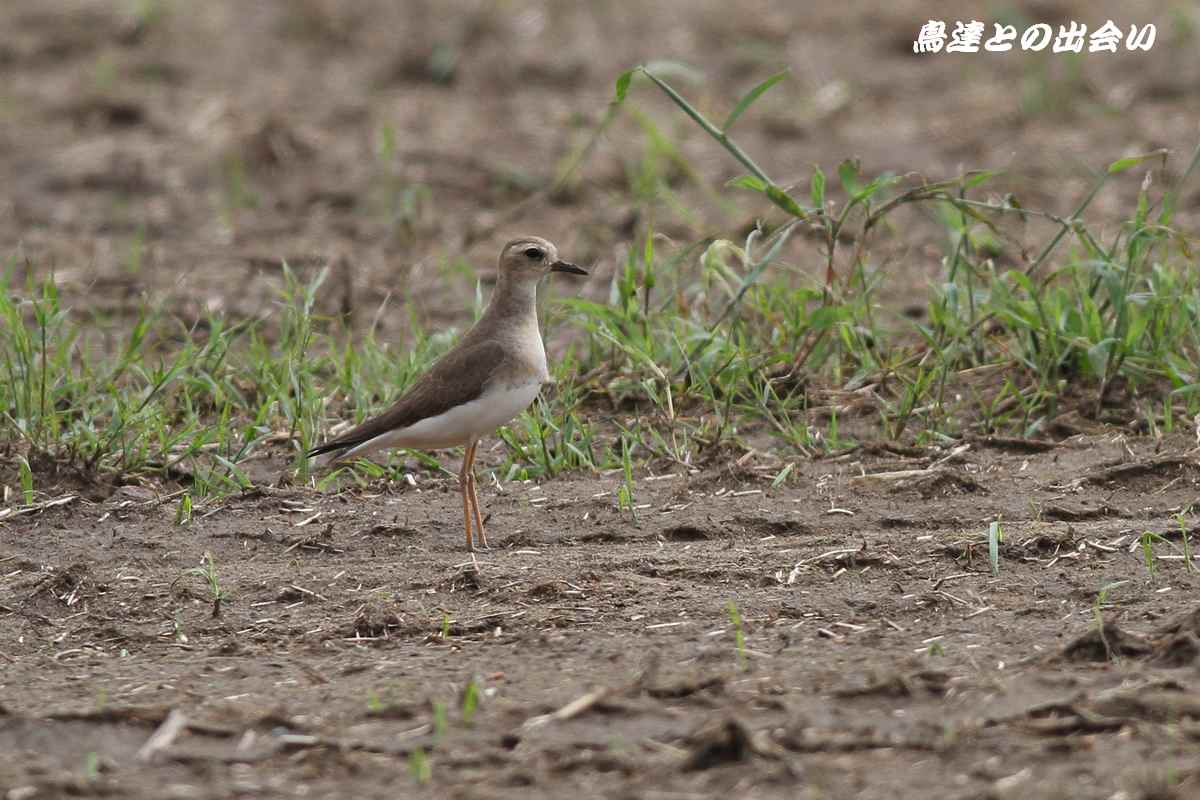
left=4, top=1, right=1200, bottom=798
left=5, top=434, right=1200, bottom=799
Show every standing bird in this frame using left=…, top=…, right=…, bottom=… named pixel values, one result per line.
left=308, top=236, right=588, bottom=551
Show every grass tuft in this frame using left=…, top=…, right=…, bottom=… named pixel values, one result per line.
left=2, top=69, right=1199, bottom=499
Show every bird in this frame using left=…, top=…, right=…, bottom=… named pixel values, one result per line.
left=308, top=236, right=588, bottom=551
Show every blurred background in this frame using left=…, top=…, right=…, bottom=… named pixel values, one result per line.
left=2, top=0, right=1197, bottom=338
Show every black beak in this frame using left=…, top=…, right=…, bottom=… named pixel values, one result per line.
left=549, top=260, right=588, bottom=276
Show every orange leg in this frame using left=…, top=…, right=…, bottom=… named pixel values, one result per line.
left=464, top=441, right=488, bottom=550
left=459, top=445, right=474, bottom=552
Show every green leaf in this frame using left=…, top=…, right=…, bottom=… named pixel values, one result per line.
left=1135, top=184, right=1149, bottom=227
left=1124, top=310, right=1149, bottom=348
left=810, top=166, right=826, bottom=208
left=837, top=158, right=862, bottom=197
left=461, top=680, right=479, bottom=725
left=1107, top=149, right=1168, bottom=174
left=642, top=59, right=703, bottom=85
left=1005, top=269, right=1035, bottom=294
left=1163, top=353, right=1195, bottom=386
left=1086, top=338, right=1117, bottom=378
left=723, top=69, right=789, bottom=132
left=808, top=303, right=850, bottom=330
left=771, top=463, right=794, bottom=488
left=614, top=68, right=635, bottom=103
left=964, top=169, right=1000, bottom=189
left=765, top=184, right=806, bottom=218
left=211, top=453, right=250, bottom=487
left=848, top=175, right=893, bottom=206
left=727, top=174, right=767, bottom=192
left=1158, top=192, right=1175, bottom=226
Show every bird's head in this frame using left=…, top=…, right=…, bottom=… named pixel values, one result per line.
left=497, top=236, right=587, bottom=283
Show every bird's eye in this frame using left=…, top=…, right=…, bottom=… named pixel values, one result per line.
left=524, top=247, right=544, bottom=260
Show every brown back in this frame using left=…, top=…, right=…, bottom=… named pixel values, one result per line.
left=307, top=339, right=510, bottom=458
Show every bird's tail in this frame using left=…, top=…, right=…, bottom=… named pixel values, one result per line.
left=306, top=440, right=350, bottom=467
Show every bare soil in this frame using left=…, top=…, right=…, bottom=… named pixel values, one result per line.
left=4, top=2, right=1200, bottom=798
left=5, top=435, right=1200, bottom=799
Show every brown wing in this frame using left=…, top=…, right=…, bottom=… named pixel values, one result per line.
left=308, top=339, right=508, bottom=459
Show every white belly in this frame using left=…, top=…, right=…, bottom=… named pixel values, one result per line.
left=340, top=380, right=543, bottom=459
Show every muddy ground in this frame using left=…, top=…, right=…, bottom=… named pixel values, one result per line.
left=4, top=1, right=1200, bottom=798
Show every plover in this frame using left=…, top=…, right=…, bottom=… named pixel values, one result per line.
left=308, top=236, right=587, bottom=551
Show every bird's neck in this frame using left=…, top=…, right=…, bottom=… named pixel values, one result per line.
left=485, top=274, right=540, bottom=329
left=470, top=274, right=549, bottom=382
